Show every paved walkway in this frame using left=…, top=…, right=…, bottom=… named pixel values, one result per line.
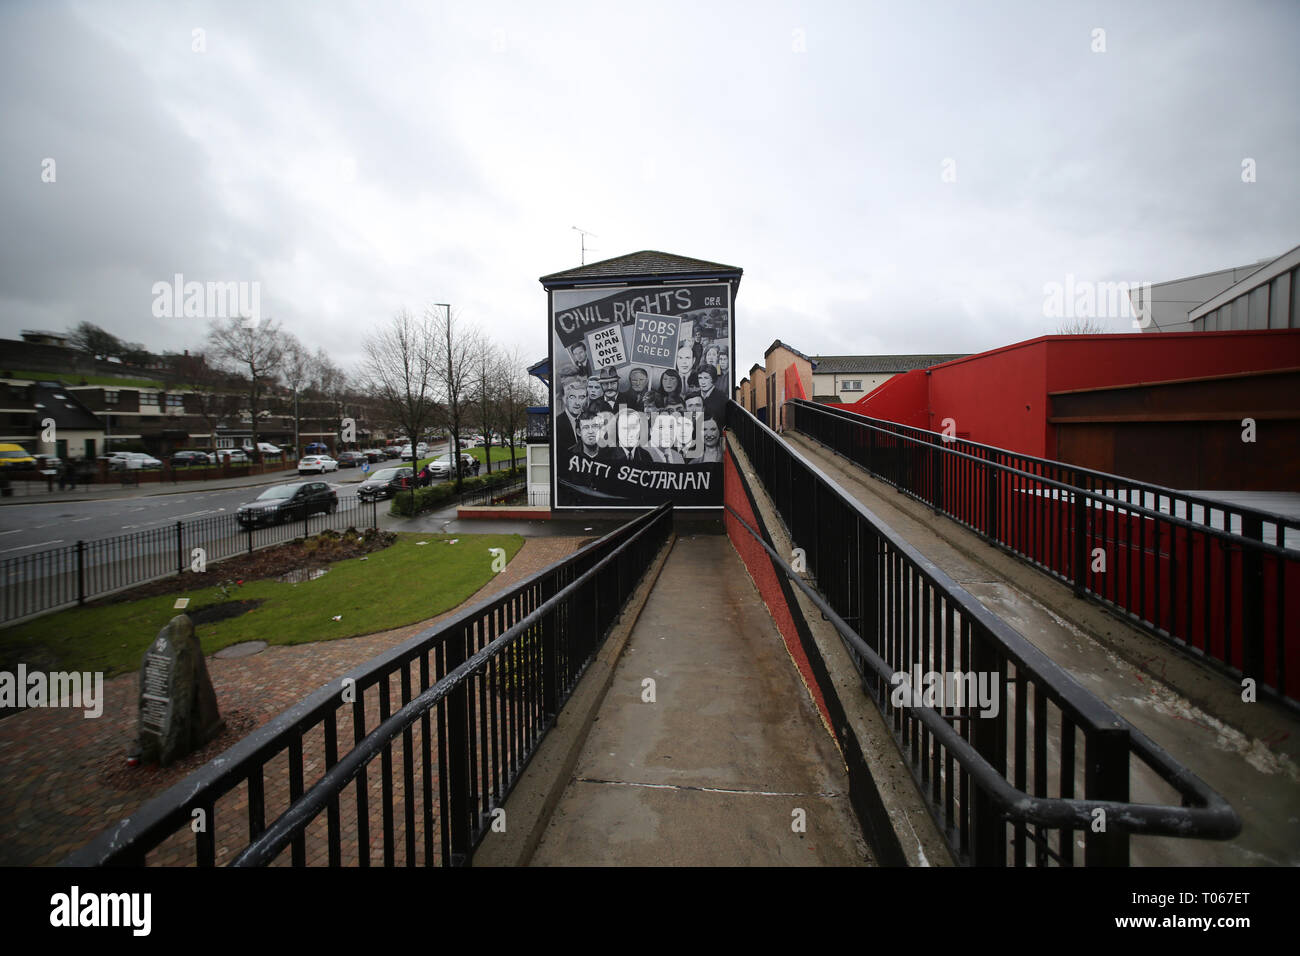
left=530, top=535, right=873, bottom=866
left=0, top=536, right=589, bottom=865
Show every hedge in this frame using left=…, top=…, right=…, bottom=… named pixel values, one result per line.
left=389, top=466, right=524, bottom=517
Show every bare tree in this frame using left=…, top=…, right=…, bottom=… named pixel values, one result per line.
left=162, top=351, right=241, bottom=454
left=470, top=339, right=501, bottom=473
left=357, top=309, right=439, bottom=504
left=281, top=334, right=312, bottom=458
left=206, top=317, right=286, bottom=462
left=310, top=348, right=350, bottom=449
left=68, top=321, right=124, bottom=361
left=1056, top=318, right=1111, bottom=334
left=429, top=303, right=481, bottom=490
left=494, top=345, right=539, bottom=473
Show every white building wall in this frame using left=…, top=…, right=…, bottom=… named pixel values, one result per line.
left=527, top=444, right=550, bottom=508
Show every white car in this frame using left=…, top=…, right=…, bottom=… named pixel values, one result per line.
left=110, top=452, right=163, bottom=470
left=243, top=441, right=284, bottom=457
left=298, top=455, right=338, bottom=474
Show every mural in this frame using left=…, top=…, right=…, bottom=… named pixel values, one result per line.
left=551, top=282, right=732, bottom=508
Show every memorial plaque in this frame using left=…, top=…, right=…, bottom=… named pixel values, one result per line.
left=135, top=614, right=223, bottom=766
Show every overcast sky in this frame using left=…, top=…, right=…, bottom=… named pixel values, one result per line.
left=2, top=0, right=1297, bottom=379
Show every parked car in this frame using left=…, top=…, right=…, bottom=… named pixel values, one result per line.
left=243, top=441, right=284, bottom=458
left=237, top=481, right=338, bottom=529
left=426, top=453, right=479, bottom=479
left=110, top=452, right=163, bottom=470
left=356, top=467, right=416, bottom=502
left=336, top=451, right=366, bottom=468
left=0, top=444, right=37, bottom=470
left=217, top=448, right=250, bottom=464
left=32, top=454, right=61, bottom=474
left=361, top=448, right=385, bottom=463
left=171, top=450, right=214, bottom=467
left=303, top=442, right=330, bottom=456
left=298, top=455, right=338, bottom=475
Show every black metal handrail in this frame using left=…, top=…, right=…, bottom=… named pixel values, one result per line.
left=784, top=399, right=1299, bottom=709
left=794, top=399, right=1300, bottom=543
left=728, top=400, right=1241, bottom=865
left=63, top=502, right=673, bottom=867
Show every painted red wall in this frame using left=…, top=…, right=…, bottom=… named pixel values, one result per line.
left=843, top=329, right=1300, bottom=459
left=928, top=339, right=1051, bottom=455
left=848, top=369, right=929, bottom=429
left=723, top=446, right=833, bottom=734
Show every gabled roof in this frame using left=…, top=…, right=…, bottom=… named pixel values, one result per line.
left=540, top=250, right=742, bottom=286
left=26, top=382, right=103, bottom=431
left=811, top=353, right=968, bottom=374
left=763, top=339, right=814, bottom=363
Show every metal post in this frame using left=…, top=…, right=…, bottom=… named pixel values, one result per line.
left=76, top=540, right=86, bottom=605
left=932, top=439, right=944, bottom=514
left=1084, top=727, right=1130, bottom=866
left=541, top=575, right=559, bottom=720
left=1072, top=471, right=1088, bottom=597
left=1240, top=515, right=1265, bottom=686
left=444, top=624, right=472, bottom=866
left=970, top=629, right=1006, bottom=866
left=176, top=521, right=185, bottom=576
left=987, top=462, right=999, bottom=540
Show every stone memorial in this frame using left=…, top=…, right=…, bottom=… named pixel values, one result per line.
left=135, top=614, right=224, bottom=766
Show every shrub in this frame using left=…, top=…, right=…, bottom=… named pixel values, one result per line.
left=388, top=467, right=525, bottom=517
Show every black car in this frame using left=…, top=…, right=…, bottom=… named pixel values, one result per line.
left=237, top=481, right=338, bottom=528
left=336, top=451, right=366, bottom=468
left=171, top=450, right=214, bottom=467
left=356, top=467, right=415, bottom=502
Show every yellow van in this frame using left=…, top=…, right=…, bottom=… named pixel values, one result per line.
left=0, top=444, right=36, bottom=469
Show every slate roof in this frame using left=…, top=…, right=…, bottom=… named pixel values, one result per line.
left=811, top=353, right=967, bottom=374
left=540, top=250, right=742, bottom=285
left=763, top=339, right=814, bottom=362
left=26, top=382, right=103, bottom=430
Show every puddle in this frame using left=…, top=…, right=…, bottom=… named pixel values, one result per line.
left=278, top=567, right=329, bottom=583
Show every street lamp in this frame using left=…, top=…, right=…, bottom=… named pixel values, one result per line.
left=431, top=302, right=456, bottom=484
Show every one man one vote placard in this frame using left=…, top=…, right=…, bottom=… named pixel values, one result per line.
left=586, top=322, right=627, bottom=369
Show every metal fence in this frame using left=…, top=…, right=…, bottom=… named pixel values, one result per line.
left=729, top=400, right=1240, bottom=866
left=1, top=495, right=380, bottom=627
left=65, top=502, right=673, bottom=866
left=784, top=399, right=1300, bottom=710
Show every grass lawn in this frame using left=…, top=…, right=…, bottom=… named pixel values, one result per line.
left=466, top=445, right=526, bottom=466
left=0, top=532, right=524, bottom=678
left=5, top=369, right=166, bottom=389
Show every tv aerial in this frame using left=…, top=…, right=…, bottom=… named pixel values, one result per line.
left=571, top=226, right=597, bottom=265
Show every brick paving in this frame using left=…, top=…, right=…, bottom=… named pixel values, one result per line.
left=0, top=536, right=589, bottom=866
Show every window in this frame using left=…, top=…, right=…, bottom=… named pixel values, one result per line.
left=104, top=391, right=119, bottom=405
left=841, top=379, right=863, bottom=392
left=140, top=392, right=159, bottom=406
left=216, top=437, right=234, bottom=449
left=166, top=395, right=184, bottom=408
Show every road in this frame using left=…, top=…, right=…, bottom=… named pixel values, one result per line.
left=0, top=447, right=483, bottom=554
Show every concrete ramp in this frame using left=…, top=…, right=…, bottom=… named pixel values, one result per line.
left=530, top=534, right=874, bottom=866
left=786, top=430, right=1300, bottom=866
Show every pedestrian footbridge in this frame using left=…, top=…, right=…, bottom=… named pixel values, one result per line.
left=67, top=401, right=1299, bottom=867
